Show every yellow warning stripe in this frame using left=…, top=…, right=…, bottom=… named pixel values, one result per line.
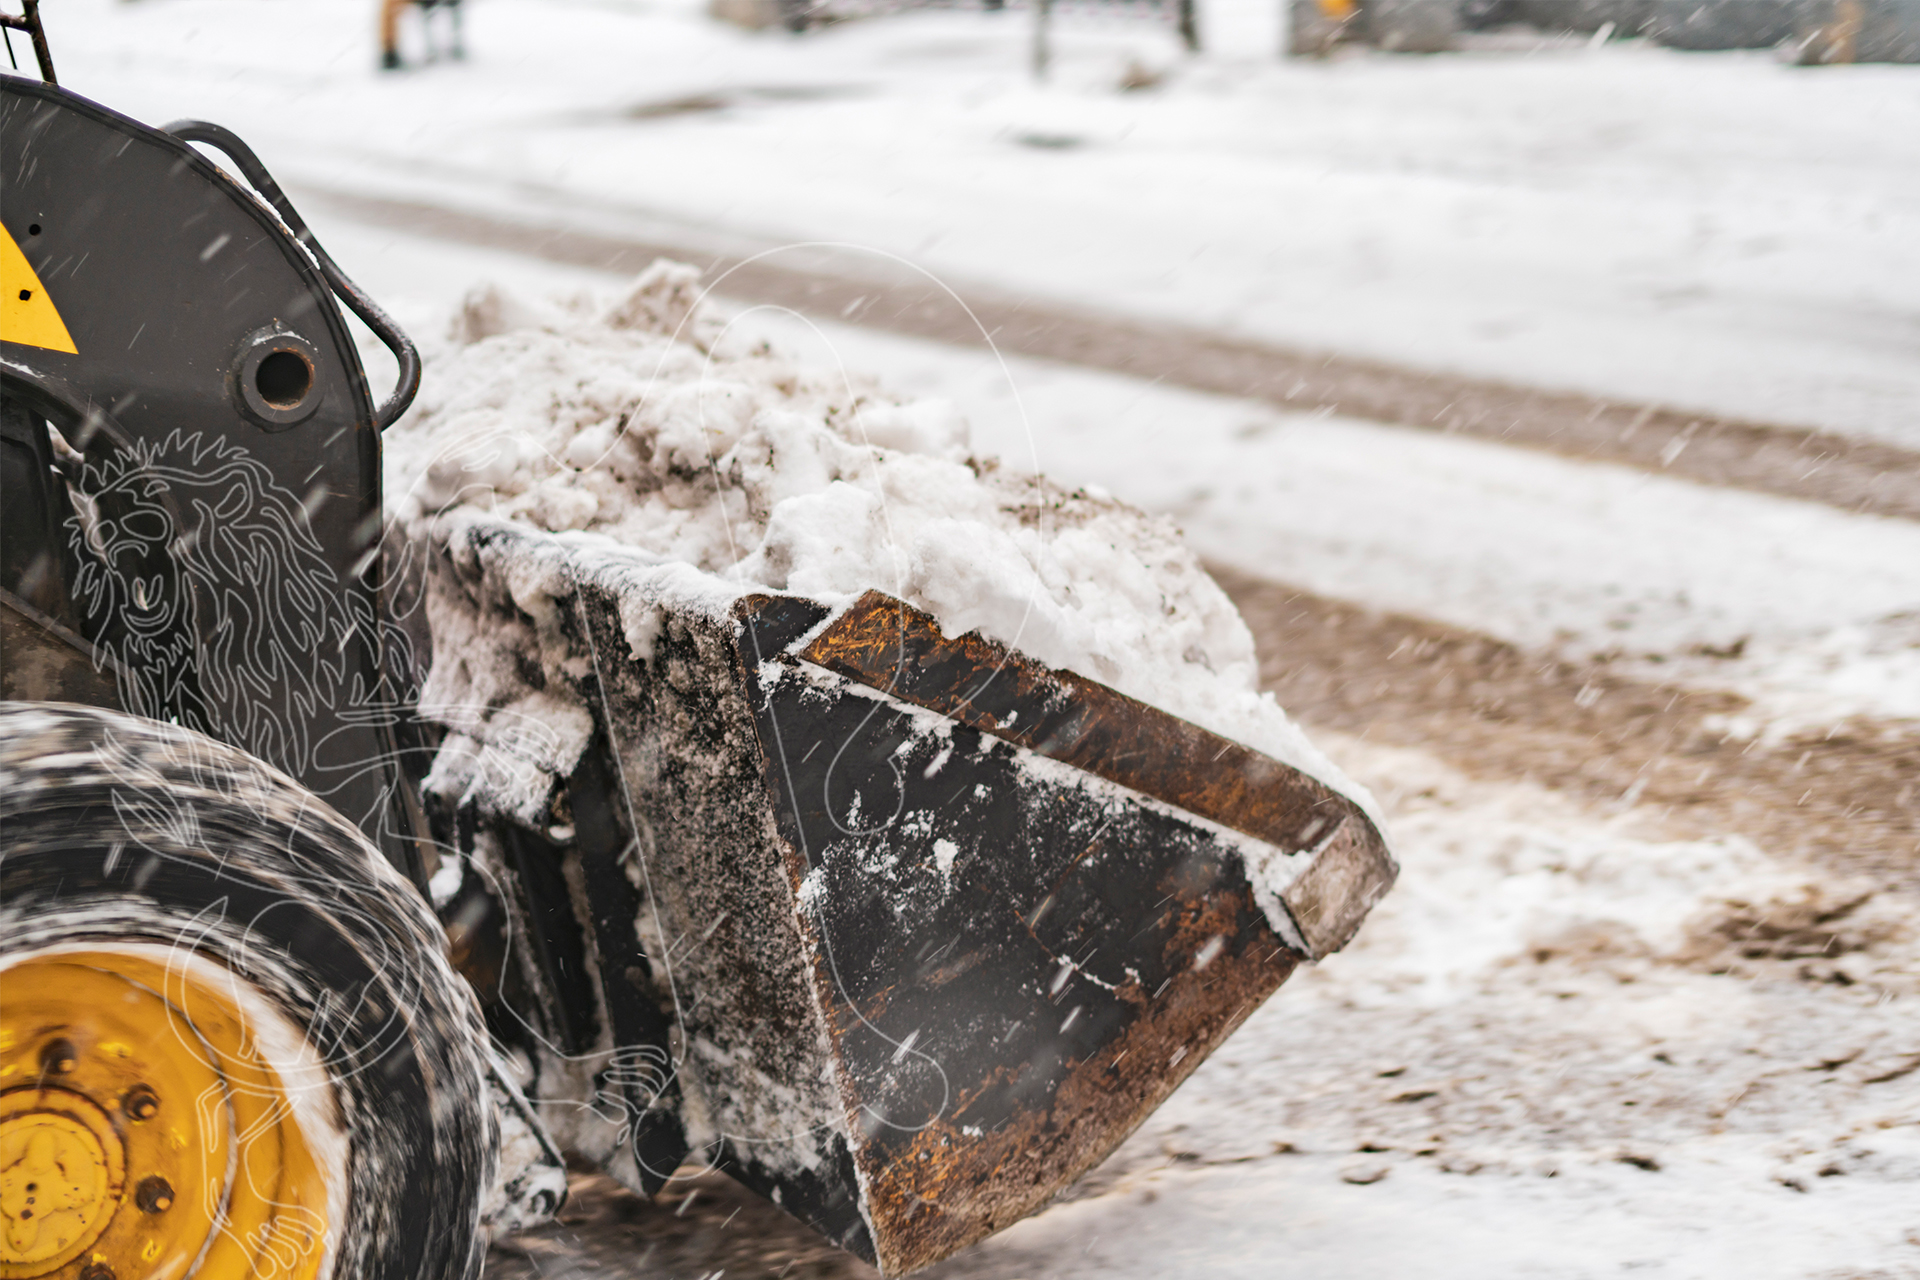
left=0, top=221, right=78, bottom=355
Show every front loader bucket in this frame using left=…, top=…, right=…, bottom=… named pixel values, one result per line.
left=420, top=515, right=1395, bottom=1274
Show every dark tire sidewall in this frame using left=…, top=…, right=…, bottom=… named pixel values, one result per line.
left=0, top=703, right=496, bottom=1280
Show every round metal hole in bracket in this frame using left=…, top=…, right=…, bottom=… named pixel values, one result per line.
left=0, top=945, right=338, bottom=1280
left=232, top=327, right=322, bottom=431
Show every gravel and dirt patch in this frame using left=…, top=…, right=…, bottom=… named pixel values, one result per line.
left=1213, top=566, right=1920, bottom=895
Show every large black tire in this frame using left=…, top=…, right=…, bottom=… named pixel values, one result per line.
left=0, top=703, right=496, bottom=1280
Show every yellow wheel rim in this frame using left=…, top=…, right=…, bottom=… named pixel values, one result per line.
left=0, top=948, right=335, bottom=1280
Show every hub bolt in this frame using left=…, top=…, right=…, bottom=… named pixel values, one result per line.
left=135, top=1176, right=175, bottom=1213
left=80, top=1266, right=116, bottom=1280
left=39, top=1038, right=78, bottom=1075
left=124, top=1085, right=160, bottom=1121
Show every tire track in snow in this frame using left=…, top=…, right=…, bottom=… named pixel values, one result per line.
left=1212, top=566, right=1920, bottom=894
left=296, top=184, right=1920, bottom=525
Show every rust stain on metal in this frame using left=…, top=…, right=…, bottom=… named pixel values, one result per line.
left=730, top=589, right=1397, bottom=1271
left=1281, top=815, right=1399, bottom=957
left=852, top=919, right=1296, bottom=1275
left=801, top=591, right=1379, bottom=863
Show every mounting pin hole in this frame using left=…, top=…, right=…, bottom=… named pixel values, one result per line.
left=27, top=224, right=40, bottom=236
left=255, top=349, right=313, bottom=409
left=233, top=327, right=323, bottom=429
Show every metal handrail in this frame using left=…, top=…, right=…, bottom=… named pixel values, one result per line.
left=0, top=0, right=56, bottom=84
left=163, top=120, right=423, bottom=430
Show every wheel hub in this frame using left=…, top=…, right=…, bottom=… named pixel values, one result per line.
left=0, top=1097, right=123, bottom=1271
left=0, top=948, right=333, bottom=1280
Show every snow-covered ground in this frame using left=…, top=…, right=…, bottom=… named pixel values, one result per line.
left=46, top=0, right=1920, bottom=447
left=317, top=213, right=1920, bottom=737
left=735, top=305, right=1920, bottom=735
left=29, top=6, right=1920, bottom=1275
left=930, top=734, right=1920, bottom=1280
left=47, top=0, right=1920, bottom=726
left=305, top=228, right=1920, bottom=1278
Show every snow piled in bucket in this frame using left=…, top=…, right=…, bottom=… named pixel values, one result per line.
left=386, top=261, right=1370, bottom=809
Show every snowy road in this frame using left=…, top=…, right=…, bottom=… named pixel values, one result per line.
left=257, top=109, right=1920, bottom=1280
left=47, top=0, right=1920, bottom=447
left=314, top=211, right=1920, bottom=738
left=287, top=183, right=1920, bottom=526
left=27, top=4, right=1920, bottom=1276
left=301, top=219, right=1920, bottom=1280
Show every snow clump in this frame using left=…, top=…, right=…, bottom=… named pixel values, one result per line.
left=385, top=261, right=1368, bottom=804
